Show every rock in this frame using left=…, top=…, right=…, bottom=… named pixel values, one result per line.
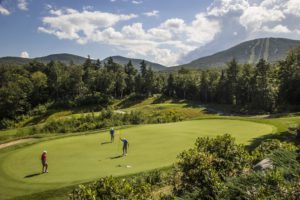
left=254, top=158, right=273, bottom=170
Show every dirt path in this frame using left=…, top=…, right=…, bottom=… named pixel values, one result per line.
left=0, top=138, right=37, bottom=149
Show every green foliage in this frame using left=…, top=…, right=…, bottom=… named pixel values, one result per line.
left=143, top=170, right=163, bottom=186
left=279, top=45, right=300, bottom=105
left=175, top=134, right=251, bottom=199
left=224, top=169, right=300, bottom=200
left=252, top=139, right=297, bottom=162
left=70, top=176, right=151, bottom=200
left=1, top=46, right=300, bottom=124
left=173, top=134, right=300, bottom=200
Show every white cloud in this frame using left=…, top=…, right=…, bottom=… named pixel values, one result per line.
left=143, top=10, right=159, bottom=17
left=17, top=0, right=28, bottom=11
left=262, top=25, right=291, bottom=33
left=20, top=51, right=29, bottom=58
left=161, top=18, right=185, bottom=30
left=239, top=6, right=285, bottom=31
left=207, top=0, right=249, bottom=16
left=38, top=8, right=137, bottom=42
left=206, top=0, right=300, bottom=37
left=0, top=5, right=10, bottom=15
left=284, top=0, right=300, bottom=16
left=122, top=23, right=147, bottom=39
left=187, top=14, right=220, bottom=43
left=148, top=28, right=172, bottom=41
left=38, top=8, right=221, bottom=66
left=132, top=0, right=142, bottom=4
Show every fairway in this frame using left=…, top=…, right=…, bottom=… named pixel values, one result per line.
left=0, top=119, right=275, bottom=199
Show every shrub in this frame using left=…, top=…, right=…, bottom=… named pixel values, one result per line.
left=126, top=111, right=145, bottom=124
left=175, top=134, right=251, bottom=199
left=0, top=118, right=15, bottom=129
left=252, top=139, right=297, bottom=162
left=143, top=170, right=163, bottom=186
left=75, top=93, right=113, bottom=108
left=70, top=176, right=151, bottom=200
left=224, top=169, right=300, bottom=200
left=29, top=104, right=48, bottom=116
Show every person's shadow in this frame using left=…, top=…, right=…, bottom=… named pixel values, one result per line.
left=24, top=173, right=42, bottom=178
left=110, top=155, right=123, bottom=159
left=101, top=141, right=111, bottom=145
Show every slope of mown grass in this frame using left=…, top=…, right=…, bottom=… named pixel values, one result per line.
left=0, top=119, right=275, bottom=199
left=0, top=97, right=208, bottom=142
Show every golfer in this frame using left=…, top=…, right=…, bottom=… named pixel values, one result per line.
left=110, top=127, right=115, bottom=143
left=120, top=138, right=129, bottom=156
left=41, top=150, right=48, bottom=173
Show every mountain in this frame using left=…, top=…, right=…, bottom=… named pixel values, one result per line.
left=35, top=53, right=88, bottom=65
left=0, top=53, right=87, bottom=66
left=178, top=38, right=236, bottom=65
left=103, top=56, right=166, bottom=71
left=0, top=54, right=167, bottom=71
left=172, top=38, right=300, bottom=70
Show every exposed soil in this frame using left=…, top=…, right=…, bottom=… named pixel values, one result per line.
left=0, top=138, right=36, bottom=149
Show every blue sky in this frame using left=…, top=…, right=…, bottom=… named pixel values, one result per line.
left=0, top=0, right=300, bottom=66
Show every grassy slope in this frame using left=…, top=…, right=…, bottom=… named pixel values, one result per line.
left=0, top=119, right=276, bottom=199
left=0, top=97, right=207, bottom=142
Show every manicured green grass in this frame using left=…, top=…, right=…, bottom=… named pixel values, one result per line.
left=0, top=119, right=275, bottom=199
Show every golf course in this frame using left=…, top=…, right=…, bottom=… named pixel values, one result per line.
left=0, top=117, right=288, bottom=199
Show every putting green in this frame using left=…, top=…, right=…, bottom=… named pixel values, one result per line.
left=0, top=119, right=275, bottom=199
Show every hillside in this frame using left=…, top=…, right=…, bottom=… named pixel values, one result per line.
left=35, top=53, right=88, bottom=65
left=103, top=56, right=166, bottom=71
left=0, top=54, right=166, bottom=71
left=172, top=38, right=300, bottom=70
left=0, top=53, right=87, bottom=66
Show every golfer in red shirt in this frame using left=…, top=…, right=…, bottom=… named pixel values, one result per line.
left=41, top=150, right=48, bottom=173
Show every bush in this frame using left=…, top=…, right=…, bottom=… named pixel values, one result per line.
left=224, top=169, right=300, bottom=200
left=252, top=139, right=297, bottom=162
left=143, top=170, right=163, bottom=186
left=70, top=176, right=151, bottom=200
left=175, top=134, right=251, bottom=199
left=28, top=104, right=48, bottom=116
left=0, top=118, right=15, bottom=129
left=75, top=93, right=113, bottom=108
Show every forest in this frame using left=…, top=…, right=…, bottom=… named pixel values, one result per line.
left=0, top=46, right=299, bottom=129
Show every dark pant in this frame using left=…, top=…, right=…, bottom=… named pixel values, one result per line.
left=123, top=145, right=127, bottom=155
left=42, top=160, right=48, bottom=172
left=111, top=134, right=114, bottom=142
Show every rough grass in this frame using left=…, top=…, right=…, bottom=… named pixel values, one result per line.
left=0, top=119, right=276, bottom=199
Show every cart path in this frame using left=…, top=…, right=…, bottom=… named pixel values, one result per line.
left=0, top=138, right=36, bottom=149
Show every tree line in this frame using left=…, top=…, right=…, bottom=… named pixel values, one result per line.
left=0, top=46, right=299, bottom=123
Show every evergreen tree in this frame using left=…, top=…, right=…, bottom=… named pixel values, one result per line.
left=200, top=71, right=209, bottom=103
left=124, top=60, right=137, bottom=94
left=226, top=59, right=240, bottom=105
left=237, top=64, right=254, bottom=106
left=278, top=47, right=300, bottom=105
left=253, top=59, right=278, bottom=112
left=166, top=73, right=175, bottom=97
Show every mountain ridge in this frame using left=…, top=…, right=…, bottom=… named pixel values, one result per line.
left=0, top=53, right=166, bottom=71
left=172, top=37, right=300, bottom=70
left=1, top=37, right=299, bottom=71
